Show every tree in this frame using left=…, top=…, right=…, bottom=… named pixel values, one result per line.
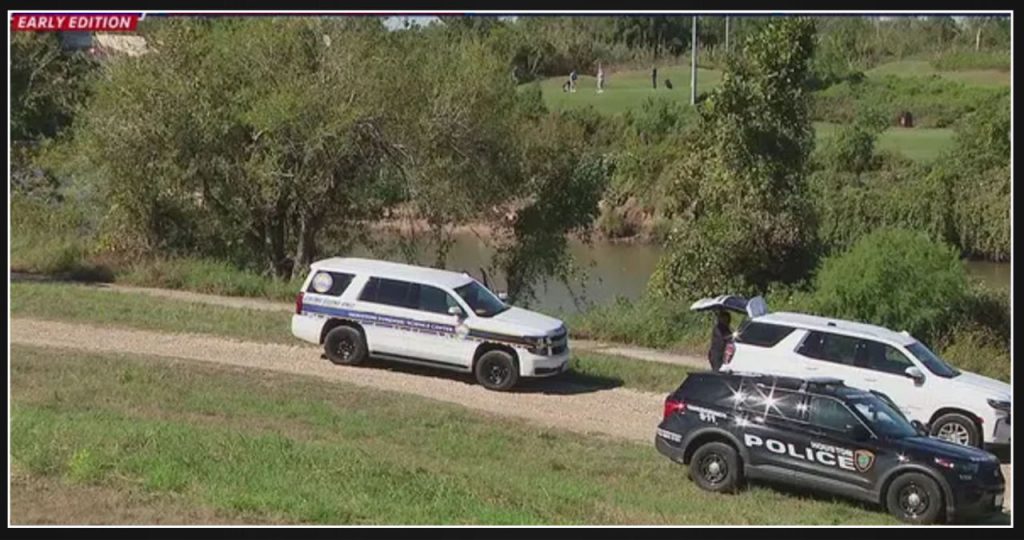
left=650, top=17, right=818, bottom=299
left=60, top=18, right=401, bottom=275
left=11, top=32, right=98, bottom=142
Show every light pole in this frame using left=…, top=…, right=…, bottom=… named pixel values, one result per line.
left=690, top=16, right=698, bottom=106
left=725, top=16, right=730, bottom=53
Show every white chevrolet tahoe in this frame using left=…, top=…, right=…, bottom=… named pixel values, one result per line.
left=292, top=257, right=570, bottom=390
left=692, top=295, right=1011, bottom=450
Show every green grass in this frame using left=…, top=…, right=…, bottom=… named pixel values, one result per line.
left=10, top=344, right=898, bottom=524
left=10, top=281, right=691, bottom=394
left=866, top=60, right=1010, bottom=88
left=814, top=122, right=955, bottom=163
left=11, top=281, right=292, bottom=345
left=536, top=64, right=724, bottom=116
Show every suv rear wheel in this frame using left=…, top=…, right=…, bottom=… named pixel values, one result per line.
left=930, top=412, right=981, bottom=447
left=324, top=326, right=367, bottom=366
left=689, top=442, right=742, bottom=493
left=885, top=472, right=944, bottom=524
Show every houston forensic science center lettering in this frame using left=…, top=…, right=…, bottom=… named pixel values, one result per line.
left=744, top=434, right=870, bottom=472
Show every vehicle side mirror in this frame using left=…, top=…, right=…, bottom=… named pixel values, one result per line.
left=904, top=366, right=925, bottom=385
left=448, top=306, right=466, bottom=318
left=497, top=292, right=509, bottom=302
left=911, top=420, right=928, bottom=436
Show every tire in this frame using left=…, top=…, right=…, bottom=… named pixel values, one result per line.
left=930, top=412, right=981, bottom=448
left=323, top=325, right=367, bottom=366
left=688, top=442, right=742, bottom=493
left=474, top=350, right=519, bottom=391
left=885, top=472, right=945, bottom=525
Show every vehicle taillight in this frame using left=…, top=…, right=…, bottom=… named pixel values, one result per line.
left=295, top=292, right=304, bottom=314
left=664, top=398, right=687, bottom=420
left=723, top=342, right=736, bottom=365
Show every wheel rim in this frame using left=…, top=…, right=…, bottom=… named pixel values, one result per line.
left=699, top=453, right=728, bottom=485
left=485, top=360, right=510, bottom=386
left=334, top=336, right=355, bottom=361
left=898, top=483, right=930, bottom=517
left=935, top=422, right=971, bottom=446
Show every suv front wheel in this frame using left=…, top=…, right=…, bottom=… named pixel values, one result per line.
left=689, top=442, right=742, bottom=493
left=930, top=412, right=981, bottom=447
left=885, top=472, right=944, bottom=524
left=475, top=350, right=519, bottom=391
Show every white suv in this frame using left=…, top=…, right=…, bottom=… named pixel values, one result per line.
left=292, top=257, right=570, bottom=390
left=692, top=295, right=1011, bottom=450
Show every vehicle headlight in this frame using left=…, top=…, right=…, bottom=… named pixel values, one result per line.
left=988, top=399, right=1011, bottom=412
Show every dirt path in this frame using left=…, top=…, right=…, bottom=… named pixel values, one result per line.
left=9, top=317, right=1011, bottom=513
left=11, top=318, right=664, bottom=443
left=70, top=281, right=711, bottom=369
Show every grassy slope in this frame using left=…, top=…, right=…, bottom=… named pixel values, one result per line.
left=10, top=344, right=897, bottom=524
left=10, top=281, right=692, bottom=394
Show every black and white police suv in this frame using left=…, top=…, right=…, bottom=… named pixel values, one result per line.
left=656, top=372, right=1005, bottom=524
left=292, top=257, right=569, bottom=390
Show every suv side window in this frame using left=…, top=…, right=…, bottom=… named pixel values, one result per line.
left=737, top=322, right=796, bottom=348
left=808, top=396, right=866, bottom=438
left=360, top=277, right=414, bottom=308
left=863, top=340, right=916, bottom=375
left=736, top=381, right=806, bottom=423
left=797, top=331, right=860, bottom=366
left=306, top=271, right=355, bottom=296
left=413, top=283, right=461, bottom=315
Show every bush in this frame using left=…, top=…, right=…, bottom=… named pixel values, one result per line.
left=119, top=258, right=303, bottom=300
left=566, top=295, right=708, bottom=351
left=936, top=325, right=1009, bottom=382
left=931, top=49, right=1010, bottom=72
left=811, top=229, right=968, bottom=343
left=812, top=75, right=1007, bottom=128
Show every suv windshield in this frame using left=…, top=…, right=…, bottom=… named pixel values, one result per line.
left=907, top=342, right=960, bottom=378
left=454, top=281, right=509, bottom=318
left=847, top=394, right=918, bottom=439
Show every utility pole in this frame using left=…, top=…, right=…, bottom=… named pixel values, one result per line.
left=690, top=16, right=698, bottom=106
left=725, top=16, right=730, bottom=53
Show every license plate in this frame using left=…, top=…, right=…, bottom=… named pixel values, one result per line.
left=994, top=494, right=1004, bottom=508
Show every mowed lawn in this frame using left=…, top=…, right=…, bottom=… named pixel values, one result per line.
left=10, top=281, right=693, bottom=394
left=9, top=344, right=898, bottom=524
left=536, top=64, right=724, bottom=115
left=814, top=122, right=955, bottom=163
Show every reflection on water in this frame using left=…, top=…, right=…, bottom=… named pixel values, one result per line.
left=351, top=232, right=1009, bottom=313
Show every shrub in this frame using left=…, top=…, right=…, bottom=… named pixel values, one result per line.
left=931, top=49, right=1010, bottom=72
left=811, top=75, right=1006, bottom=128
left=811, top=229, right=968, bottom=343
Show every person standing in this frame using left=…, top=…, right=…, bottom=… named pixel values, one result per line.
left=707, top=310, right=733, bottom=372
left=596, top=62, right=605, bottom=93
left=651, top=66, right=658, bottom=89
left=569, top=69, right=578, bottom=93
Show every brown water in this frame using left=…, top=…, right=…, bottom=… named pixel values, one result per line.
left=354, top=233, right=1010, bottom=313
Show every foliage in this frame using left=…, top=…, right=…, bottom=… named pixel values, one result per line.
left=811, top=229, right=968, bottom=343
left=10, top=32, right=98, bottom=141
left=812, top=74, right=1008, bottom=128
left=650, top=18, right=819, bottom=299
